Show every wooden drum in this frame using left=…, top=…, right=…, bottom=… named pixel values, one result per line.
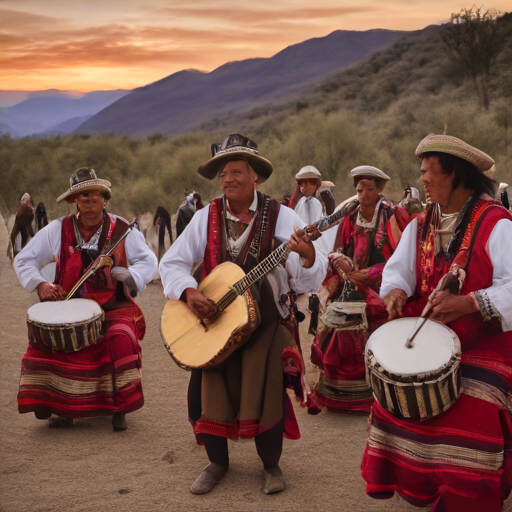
left=27, top=298, right=104, bottom=352
left=365, top=317, right=461, bottom=421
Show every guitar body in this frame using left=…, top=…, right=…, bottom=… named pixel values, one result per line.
left=160, top=261, right=261, bottom=370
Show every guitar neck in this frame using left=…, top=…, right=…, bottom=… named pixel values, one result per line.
left=233, top=243, right=291, bottom=295
left=316, top=199, right=359, bottom=233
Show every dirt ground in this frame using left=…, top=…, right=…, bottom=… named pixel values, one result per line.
left=0, top=215, right=408, bottom=512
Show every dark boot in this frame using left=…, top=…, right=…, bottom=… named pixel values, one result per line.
left=34, top=407, right=52, bottom=420
left=308, top=294, right=320, bottom=335
left=112, top=412, right=128, bottom=431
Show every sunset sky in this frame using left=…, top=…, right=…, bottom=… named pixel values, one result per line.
left=1, top=0, right=509, bottom=92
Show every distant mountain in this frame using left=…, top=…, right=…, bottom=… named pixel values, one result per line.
left=0, top=90, right=130, bottom=136
left=0, top=89, right=84, bottom=108
left=0, top=121, right=15, bottom=135
left=40, top=115, right=93, bottom=135
left=76, top=29, right=407, bottom=137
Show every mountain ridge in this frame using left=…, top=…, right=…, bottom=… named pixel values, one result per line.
left=76, top=28, right=407, bottom=137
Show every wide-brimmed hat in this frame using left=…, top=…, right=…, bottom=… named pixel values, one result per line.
left=415, top=134, right=495, bottom=172
left=197, top=133, right=273, bottom=184
left=295, top=165, right=321, bottom=181
left=57, top=167, right=111, bottom=203
left=350, top=166, right=390, bottom=186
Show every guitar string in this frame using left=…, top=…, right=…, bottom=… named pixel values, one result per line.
left=215, top=244, right=290, bottom=311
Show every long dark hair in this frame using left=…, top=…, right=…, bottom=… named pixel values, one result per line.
left=422, top=151, right=497, bottom=197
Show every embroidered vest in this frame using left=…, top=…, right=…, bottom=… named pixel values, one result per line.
left=55, top=213, right=131, bottom=309
left=202, top=192, right=280, bottom=280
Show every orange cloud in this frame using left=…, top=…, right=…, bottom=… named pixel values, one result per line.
left=1, top=1, right=510, bottom=91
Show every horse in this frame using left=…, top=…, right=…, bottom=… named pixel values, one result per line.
left=153, top=206, right=173, bottom=262
left=8, top=193, right=35, bottom=261
left=35, top=202, right=48, bottom=231
left=176, top=191, right=204, bottom=237
left=396, top=185, right=423, bottom=216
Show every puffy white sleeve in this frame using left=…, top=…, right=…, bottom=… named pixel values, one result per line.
left=159, top=206, right=209, bottom=300
left=125, top=228, right=158, bottom=292
left=14, top=219, right=63, bottom=292
left=276, top=205, right=328, bottom=294
left=380, top=218, right=418, bottom=298
left=481, top=219, right=512, bottom=331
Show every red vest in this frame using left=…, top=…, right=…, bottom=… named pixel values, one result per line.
left=406, top=201, right=512, bottom=348
left=55, top=213, right=130, bottom=309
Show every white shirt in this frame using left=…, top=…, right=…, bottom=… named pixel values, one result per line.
left=159, top=200, right=327, bottom=300
left=380, top=217, right=512, bottom=331
left=14, top=215, right=158, bottom=293
left=294, top=196, right=324, bottom=226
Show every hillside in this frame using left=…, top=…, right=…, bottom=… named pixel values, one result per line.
left=1, top=15, right=511, bottom=221
left=75, top=29, right=406, bottom=137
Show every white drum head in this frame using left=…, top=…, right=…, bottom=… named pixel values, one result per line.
left=367, top=317, right=460, bottom=376
left=28, top=299, right=102, bottom=325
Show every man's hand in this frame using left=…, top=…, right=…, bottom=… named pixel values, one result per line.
left=328, top=253, right=354, bottom=276
left=184, top=288, right=219, bottom=320
left=429, top=290, right=478, bottom=324
left=383, top=288, right=408, bottom=319
left=346, top=269, right=369, bottom=287
left=111, top=267, right=138, bottom=298
left=37, top=282, right=67, bottom=301
left=288, top=226, right=315, bottom=268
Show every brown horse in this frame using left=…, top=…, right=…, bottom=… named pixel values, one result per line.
left=8, top=193, right=35, bottom=261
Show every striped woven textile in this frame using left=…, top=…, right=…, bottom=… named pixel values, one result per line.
left=18, top=307, right=144, bottom=419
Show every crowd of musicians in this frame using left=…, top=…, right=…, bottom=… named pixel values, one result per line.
left=11, top=132, right=512, bottom=511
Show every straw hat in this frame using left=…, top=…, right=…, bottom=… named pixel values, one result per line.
left=415, top=134, right=495, bottom=172
left=198, top=133, right=273, bottom=184
left=57, top=167, right=111, bottom=203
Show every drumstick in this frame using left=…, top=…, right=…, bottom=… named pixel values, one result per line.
left=405, top=267, right=465, bottom=348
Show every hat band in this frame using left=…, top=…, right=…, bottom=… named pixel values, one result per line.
left=70, top=179, right=111, bottom=193
left=216, top=146, right=259, bottom=157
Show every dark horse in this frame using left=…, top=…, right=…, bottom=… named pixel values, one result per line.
left=153, top=206, right=173, bottom=262
left=35, top=202, right=48, bottom=231
left=176, top=191, right=204, bottom=237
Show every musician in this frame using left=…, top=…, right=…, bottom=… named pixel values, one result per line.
left=159, top=134, right=325, bottom=495
left=292, top=166, right=324, bottom=225
left=290, top=166, right=326, bottom=336
left=308, top=166, right=409, bottom=413
left=361, top=135, right=512, bottom=511
left=14, top=168, right=157, bottom=431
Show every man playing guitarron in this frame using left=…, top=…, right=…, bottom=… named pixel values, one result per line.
left=159, top=134, right=326, bottom=495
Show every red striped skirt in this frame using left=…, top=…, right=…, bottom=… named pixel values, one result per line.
left=309, top=328, right=373, bottom=413
left=18, top=306, right=144, bottom=419
left=361, top=332, right=512, bottom=511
